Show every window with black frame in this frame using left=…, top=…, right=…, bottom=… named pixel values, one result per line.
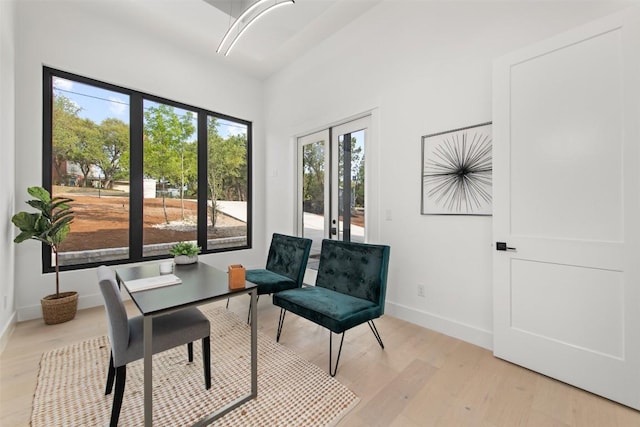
left=43, top=67, right=251, bottom=271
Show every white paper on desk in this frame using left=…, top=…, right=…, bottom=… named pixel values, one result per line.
left=124, top=274, right=182, bottom=292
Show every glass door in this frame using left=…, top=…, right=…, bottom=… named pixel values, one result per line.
left=297, top=129, right=330, bottom=271
left=297, top=116, right=369, bottom=275
left=331, top=117, right=368, bottom=244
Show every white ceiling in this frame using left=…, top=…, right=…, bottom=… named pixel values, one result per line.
left=104, top=0, right=382, bottom=80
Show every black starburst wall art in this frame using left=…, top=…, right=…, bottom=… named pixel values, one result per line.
left=421, top=122, right=492, bottom=215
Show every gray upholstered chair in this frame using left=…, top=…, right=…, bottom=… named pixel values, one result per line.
left=232, top=233, right=312, bottom=322
left=97, top=266, right=211, bottom=427
left=273, top=239, right=390, bottom=376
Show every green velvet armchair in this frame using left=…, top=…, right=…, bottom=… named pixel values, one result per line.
left=240, top=233, right=312, bottom=322
left=273, top=239, right=390, bottom=376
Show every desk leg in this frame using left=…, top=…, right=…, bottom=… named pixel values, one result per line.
left=144, top=315, right=153, bottom=426
left=250, top=289, right=258, bottom=397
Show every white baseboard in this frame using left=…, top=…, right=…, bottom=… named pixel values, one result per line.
left=385, top=301, right=493, bottom=351
left=17, top=292, right=105, bottom=322
left=0, top=311, right=17, bottom=354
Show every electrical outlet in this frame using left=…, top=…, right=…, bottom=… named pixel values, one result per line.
left=417, top=284, right=425, bottom=298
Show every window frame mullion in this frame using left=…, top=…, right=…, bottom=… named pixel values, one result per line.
left=129, top=93, right=144, bottom=260
left=197, top=112, right=208, bottom=251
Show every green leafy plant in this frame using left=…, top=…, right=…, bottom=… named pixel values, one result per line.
left=12, top=187, right=75, bottom=299
left=169, top=241, right=201, bottom=257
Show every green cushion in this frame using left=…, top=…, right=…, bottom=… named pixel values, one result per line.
left=246, top=269, right=297, bottom=295
left=273, top=286, right=381, bottom=334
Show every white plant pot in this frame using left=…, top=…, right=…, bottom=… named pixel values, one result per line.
left=174, top=255, right=198, bottom=265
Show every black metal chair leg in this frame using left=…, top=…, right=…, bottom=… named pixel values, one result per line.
left=276, top=308, right=287, bottom=342
left=110, top=365, right=126, bottom=427
left=367, top=320, right=384, bottom=349
left=329, top=331, right=346, bottom=377
left=188, top=342, right=194, bottom=362
left=105, top=352, right=115, bottom=395
left=226, top=297, right=230, bottom=309
left=202, top=336, right=211, bottom=390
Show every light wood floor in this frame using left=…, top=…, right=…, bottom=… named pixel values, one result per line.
left=2, top=296, right=639, bottom=426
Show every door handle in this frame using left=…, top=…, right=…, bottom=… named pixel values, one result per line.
left=330, top=227, right=337, bottom=236
left=496, top=242, right=516, bottom=251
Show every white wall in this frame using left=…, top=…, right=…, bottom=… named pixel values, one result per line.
left=264, top=1, right=634, bottom=349
left=0, top=0, right=17, bottom=350
left=12, top=1, right=266, bottom=322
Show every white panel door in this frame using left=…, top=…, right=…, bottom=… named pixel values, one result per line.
left=493, top=7, right=640, bottom=409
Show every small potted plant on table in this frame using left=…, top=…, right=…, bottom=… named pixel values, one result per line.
left=170, top=241, right=201, bottom=265
left=12, top=186, right=77, bottom=325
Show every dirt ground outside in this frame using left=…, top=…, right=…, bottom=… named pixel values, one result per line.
left=54, top=187, right=246, bottom=252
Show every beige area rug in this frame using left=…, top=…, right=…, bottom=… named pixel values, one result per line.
left=31, top=306, right=359, bottom=426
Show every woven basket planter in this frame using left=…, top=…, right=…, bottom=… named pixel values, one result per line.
left=41, top=291, right=78, bottom=325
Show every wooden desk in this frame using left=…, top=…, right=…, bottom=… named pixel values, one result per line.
left=116, top=262, right=258, bottom=426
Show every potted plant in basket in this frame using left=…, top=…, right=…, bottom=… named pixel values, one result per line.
left=170, top=241, right=201, bottom=265
left=12, top=186, right=77, bottom=325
